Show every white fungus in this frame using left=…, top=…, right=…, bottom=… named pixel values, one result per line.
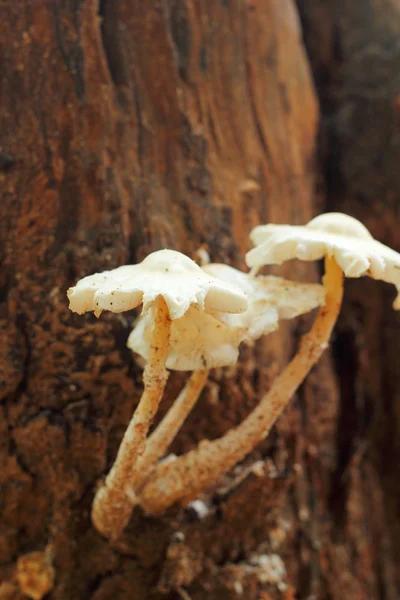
left=246, top=212, right=400, bottom=308
left=202, top=263, right=325, bottom=340
left=68, top=249, right=248, bottom=319
left=128, top=305, right=241, bottom=370
left=128, top=264, right=325, bottom=371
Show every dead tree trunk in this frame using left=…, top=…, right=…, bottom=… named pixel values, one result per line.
left=297, top=1, right=400, bottom=598
left=0, top=1, right=398, bottom=598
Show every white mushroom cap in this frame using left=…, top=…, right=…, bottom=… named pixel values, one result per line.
left=128, top=264, right=325, bottom=371
left=127, top=305, right=241, bottom=371
left=202, top=264, right=325, bottom=340
left=246, top=213, right=400, bottom=308
left=67, top=249, right=248, bottom=320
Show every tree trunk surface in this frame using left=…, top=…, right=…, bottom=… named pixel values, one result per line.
left=0, top=1, right=398, bottom=599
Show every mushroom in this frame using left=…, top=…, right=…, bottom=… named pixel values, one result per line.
left=128, top=305, right=243, bottom=371
left=125, top=265, right=324, bottom=500
left=247, top=212, right=400, bottom=308
left=202, top=263, right=325, bottom=340
left=128, top=265, right=325, bottom=370
left=135, top=213, right=400, bottom=515
left=67, top=249, right=248, bottom=538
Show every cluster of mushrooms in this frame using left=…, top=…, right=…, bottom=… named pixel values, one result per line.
left=68, top=213, right=400, bottom=539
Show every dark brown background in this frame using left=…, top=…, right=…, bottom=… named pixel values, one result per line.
left=0, top=1, right=399, bottom=598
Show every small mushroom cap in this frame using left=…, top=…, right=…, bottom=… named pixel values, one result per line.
left=246, top=212, right=400, bottom=308
left=128, top=305, right=241, bottom=371
left=202, top=264, right=325, bottom=339
left=128, top=265, right=325, bottom=371
left=67, top=249, right=248, bottom=320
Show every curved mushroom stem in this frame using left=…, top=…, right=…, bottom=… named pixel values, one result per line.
left=137, top=258, right=343, bottom=515
left=91, top=296, right=171, bottom=538
left=127, top=369, right=209, bottom=497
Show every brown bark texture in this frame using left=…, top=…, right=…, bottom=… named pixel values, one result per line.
left=0, top=0, right=398, bottom=599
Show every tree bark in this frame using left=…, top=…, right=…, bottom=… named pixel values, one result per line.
left=0, top=1, right=397, bottom=599
left=297, top=2, right=400, bottom=598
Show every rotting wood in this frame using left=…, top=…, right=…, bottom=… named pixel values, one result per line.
left=0, top=0, right=398, bottom=598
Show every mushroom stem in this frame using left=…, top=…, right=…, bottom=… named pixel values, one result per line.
left=137, top=258, right=344, bottom=514
left=128, top=369, right=209, bottom=495
left=91, top=296, right=171, bottom=538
